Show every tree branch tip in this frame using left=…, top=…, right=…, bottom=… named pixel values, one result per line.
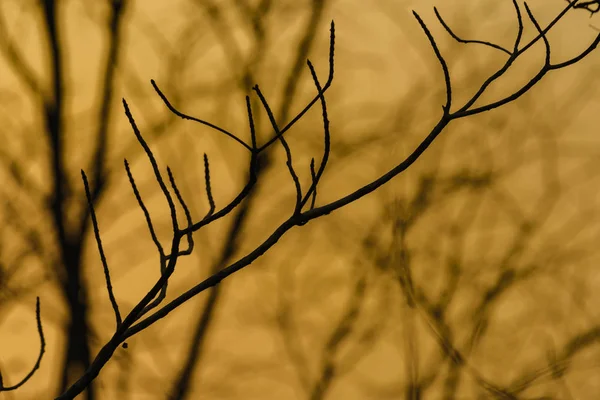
left=121, top=98, right=131, bottom=112
left=151, top=79, right=163, bottom=94
left=412, top=11, right=428, bottom=29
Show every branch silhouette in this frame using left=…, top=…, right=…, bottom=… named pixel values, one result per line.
left=0, top=297, right=45, bottom=393
left=26, top=1, right=598, bottom=398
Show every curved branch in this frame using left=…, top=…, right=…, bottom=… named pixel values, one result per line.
left=434, top=6, right=512, bottom=55
left=0, top=297, right=45, bottom=392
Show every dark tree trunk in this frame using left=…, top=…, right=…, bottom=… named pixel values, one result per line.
left=59, top=243, right=95, bottom=400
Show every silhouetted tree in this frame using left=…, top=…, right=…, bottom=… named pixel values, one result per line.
left=1, top=1, right=599, bottom=399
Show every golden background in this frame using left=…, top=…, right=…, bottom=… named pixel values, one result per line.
left=0, top=0, right=599, bottom=399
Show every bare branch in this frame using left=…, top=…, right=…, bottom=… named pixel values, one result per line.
left=258, top=20, right=336, bottom=152
left=151, top=79, right=253, bottom=152
left=300, top=60, right=330, bottom=211
left=433, top=6, right=512, bottom=55
left=81, top=170, right=122, bottom=327
left=202, top=154, right=216, bottom=218
left=568, top=0, right=600, bottom=15
left=413, top=11, right=452, bottom=113
left=166, top=166, right=194, bottom=257
left=0, top=297, right=45, bottom=392
left=253, top=85, right=303, bottom=213
left=55, top=3, right=600, bottom=398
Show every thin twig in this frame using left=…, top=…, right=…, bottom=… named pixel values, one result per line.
left=151, top=79, right=252, bottom=151
left=413, top=11, right=452, bottom=113
left=203, top=154, right=216, bottom=218
left=300, top=60, right=330, bottom=210
left=434, top=7, right=512, bottom=55
left=253, top=85, right=303, bottom=213
left=81, top=170, right=122, bottom=327
left=0, top=297, right=45, bottom=392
